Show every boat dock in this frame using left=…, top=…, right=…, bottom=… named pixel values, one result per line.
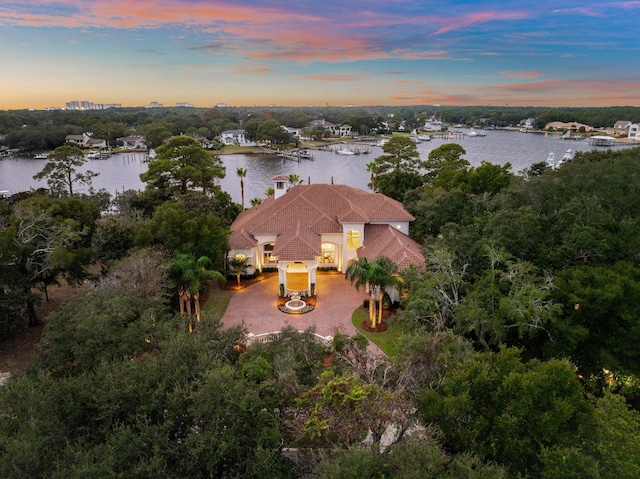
left=320, top=144, right=372, bottom=155
left=429, top=131, right=467, bottom=140
left=277, top=148, right=315, bottom=161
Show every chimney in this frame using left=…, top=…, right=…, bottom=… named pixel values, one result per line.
left=272, top=174, right=289, bottom=199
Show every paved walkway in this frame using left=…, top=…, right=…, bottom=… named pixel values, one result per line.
left=220, top=273, right=369, bottom=339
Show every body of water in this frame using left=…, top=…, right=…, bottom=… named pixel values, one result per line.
left=1, top=130, right=637, bottom=203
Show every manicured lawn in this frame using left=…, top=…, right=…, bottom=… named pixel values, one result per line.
left=201, top=281, right=235, bottom=322
left=351, top=308, right=414, bottom=357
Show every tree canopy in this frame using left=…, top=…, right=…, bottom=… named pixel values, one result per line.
left=139, top=135, right=225, bottom=195
left=33, top=145, right=98, bottom=196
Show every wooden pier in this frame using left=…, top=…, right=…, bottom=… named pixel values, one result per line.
left=277, top=149, right=315, bottom=161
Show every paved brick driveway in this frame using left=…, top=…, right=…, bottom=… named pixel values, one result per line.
left=220, top=273, right=369, bottom=339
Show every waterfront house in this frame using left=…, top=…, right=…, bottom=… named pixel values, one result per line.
left=282, top=126, right=302, bottom=139
left=609, top=121, right=632, bottom=136
left=228, top=175, right=425, bottom=299
left=629, top=124, right=640, bottom=140
left=305, top=119, right=353, bottom=137
left=65, top=132, right=107, bottom=149
left=117, top=135, right=147, bottom=149
left=544, top=121, right=593, bottom=132
left=220, top=129, right=248, bottom=146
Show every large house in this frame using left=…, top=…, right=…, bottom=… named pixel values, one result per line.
left=220, top=129, right=248, bottom=146
left=544, top=121, right=593, bottom=132
left=65, top=132, right=107, bottom=149
left=228, top=176, right=425, bottom=299
left=305, top=119, right=353, bottom=137
left=117, top=135, right=147, bottom=149
left=610, top=121, right=632, bottom=136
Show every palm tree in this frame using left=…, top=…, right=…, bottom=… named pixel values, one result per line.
left=168, top=253, right=223, bottom=327
left=236, top=167, right=247, bottom=210
left=346, top=257, right=377, bottom=328
left=250, top=197, right=263, bottom=206
left=346, top=256, right=400, bottom=329
left=228, top=257, right=248, bottom=286
left=369, top=257, right=400, bottom=326
left=264, top=186, right=275, bottom=197
left=288, top=173, right=304, bottom=187
left=366, top=161, right=378, bottom=191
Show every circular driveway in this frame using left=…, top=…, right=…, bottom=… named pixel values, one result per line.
left=220, top=273, right=369, bottom=338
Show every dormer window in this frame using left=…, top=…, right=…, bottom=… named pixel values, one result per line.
left=276, top=181, right=285, bottom=189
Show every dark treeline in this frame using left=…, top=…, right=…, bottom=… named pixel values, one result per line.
left=1, top=143, right=640, bottom=478
left=2, top=105, right=640, bottom=152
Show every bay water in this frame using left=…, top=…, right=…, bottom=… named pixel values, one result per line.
left=1, top=129, right=636, bottom=203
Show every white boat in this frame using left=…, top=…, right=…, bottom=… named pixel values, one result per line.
left=546, top=152, right=555, bottom=168
left=562, top=149, right=575, bottom=161
left=33, top=153, right=49, bottom=160
left=86, top=151, right=101, bottom=159
left=147, top=149, right=157, bottom=159
left=335, top=149, right=355, bottom=155
left=467, top=128, right=477, bottom=137
left=417, top=134, right=431, bottom=141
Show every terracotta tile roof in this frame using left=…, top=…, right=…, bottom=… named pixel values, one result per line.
left=228, top=227, right=257, bottom=249
left=231, top=184, right=413, bottom=237
left=273, top=221, right=322, bottom=261
left=358, top=224, right=426, bottom=272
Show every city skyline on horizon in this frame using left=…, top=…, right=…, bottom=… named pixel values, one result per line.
left=2, top=1, right=640, bottom=110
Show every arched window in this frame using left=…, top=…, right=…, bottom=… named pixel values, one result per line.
left=347, top=230, right=361, bottom=250
left=321, top=243, right=336, bottom=263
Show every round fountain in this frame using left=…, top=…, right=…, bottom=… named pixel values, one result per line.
left=285, top=292, right=306, bottom=311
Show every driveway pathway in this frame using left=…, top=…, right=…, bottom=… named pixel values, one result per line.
left=220, top=273, right=369, bottom=339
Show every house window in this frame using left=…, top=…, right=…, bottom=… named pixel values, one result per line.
left=235, top=253, right=246, bottom=261
left=263, top=243, right=277, bottom=263
left=321, top=243, right=336, bottom=263
left=276, top=181, right=285, bottom=190
left=347, top=230, right=361, bottom=250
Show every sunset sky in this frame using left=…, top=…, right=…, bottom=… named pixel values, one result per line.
left=2, top=0, right=639, bottom=109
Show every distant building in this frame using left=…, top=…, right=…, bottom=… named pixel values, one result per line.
left=607, top=120, right=632, bottom=136
left=176, top=102, right=193, bottom=108
left=65, top=132, right=107, bottom=149
left=282, top=126, right=302, bottom=139
left=146, top=102, right=163, bottom=108
left=544, top=121, right=593, bottom=132
left=65, top=101, right=120, bottom=110
left=423, top=117, right=444, bottom=131
left=520, top=118, right=535, bottom=130
left=628, top=124, right=640, bottom=140
left=305, top=119, right=352, bottom=137
left=220, top=129, right=248, bottom=146
left=117, top=135, right=147, bottom=149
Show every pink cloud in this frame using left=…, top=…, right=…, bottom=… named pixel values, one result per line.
left=300, top=74, right=369, bottom=82
left=235, top=66, right=273, bottom=73
left=482, top=77, right=640, bottom=94
left=499, top=70, right=542, bottom=79
left=391, top=80, right=425, bottom=85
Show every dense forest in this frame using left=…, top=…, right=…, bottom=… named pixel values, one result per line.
left=1, top=137, right=640, bottom=477
left=2, top=105, right=640, bottom=152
